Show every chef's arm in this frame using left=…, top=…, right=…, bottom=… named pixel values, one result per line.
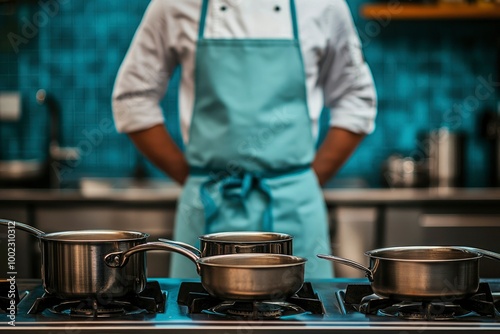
left=111, top=1, right=185, bottom=182
left=314, top=2, right=377, bottom=186
left=313, top=127, right=364, bottom=186
left=128, top=124, right=188, bottom=185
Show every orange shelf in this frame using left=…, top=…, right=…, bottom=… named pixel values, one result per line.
left=360, top=3, right=500, bottom=20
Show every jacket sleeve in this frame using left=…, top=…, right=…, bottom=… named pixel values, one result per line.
left=112, top=0, right=178, bottom=134
left=319, top=0, right=377, bottom=135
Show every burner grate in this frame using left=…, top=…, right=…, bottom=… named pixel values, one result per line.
left=28, top=281, right=167, bottom=317
left=177, top=281, right=325, bottom=317
left=379, top=302, right=474, bottom=320
left=341, top=282, right=499, bottom=319
left=206, top=301, right=308, bottom=319
left=213, top=302, right=283, bottom=319
left=458, top=283, right=497, bottom=317
left=50, top=299, right=135, bottom=318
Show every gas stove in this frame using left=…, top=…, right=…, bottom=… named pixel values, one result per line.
left=1, top=278, right=500, bottom=333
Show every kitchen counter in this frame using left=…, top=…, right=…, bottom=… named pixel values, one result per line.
left=3, top=181, right=500, bottom=280
left=1, top=184, right=500, bottom=205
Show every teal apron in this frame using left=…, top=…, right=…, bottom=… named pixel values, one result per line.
left=170, top=0, right=333, bottom=279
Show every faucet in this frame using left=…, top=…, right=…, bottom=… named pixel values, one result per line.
left=36, top=89, right=80, bottom=187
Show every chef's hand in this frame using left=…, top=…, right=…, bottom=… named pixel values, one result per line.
left=312, top=127, right=364, bottom=186
left=128, top=124, right=189, bottom=185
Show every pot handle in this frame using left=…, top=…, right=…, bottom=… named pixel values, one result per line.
left=158, top=238, right=201, bottom=256
left=460, top=247, right=500, bottom=262
left=104, top=242, right=201, bottom=273
left=317, top=254, right=374, bottom=281
left=0, top=219, right=45, bottom=237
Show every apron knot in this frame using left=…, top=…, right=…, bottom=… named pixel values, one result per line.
left=220, top=172, right=255, bottom=201
left=199, top=171, right=274, bottom=232
left=193, top=165, right=310, bottom=234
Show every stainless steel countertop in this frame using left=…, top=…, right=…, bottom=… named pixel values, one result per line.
left=322, top=187, right=500, bottom=204
left=1, top=179, right=500, bottom=204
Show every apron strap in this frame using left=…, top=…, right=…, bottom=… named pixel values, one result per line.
left=198, top=0, right=209, bottom=40
left=194, top=165, right=310, bottom=233
left=198, top=0, right=300, bottom=41
left=289, top=0, right=299, bottom=41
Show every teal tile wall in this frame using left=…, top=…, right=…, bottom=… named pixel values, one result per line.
left=0, top=1, right=499, bottom=187
left=340, top=0, right=499, bottom=187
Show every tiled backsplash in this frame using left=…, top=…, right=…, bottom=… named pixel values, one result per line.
left=0, top=1, right=498, bottom=187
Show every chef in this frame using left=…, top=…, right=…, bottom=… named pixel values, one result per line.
left=112, top=0, right=377, bottom=278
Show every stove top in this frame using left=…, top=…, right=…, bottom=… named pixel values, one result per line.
left=1, top=278, right=500, bottom=333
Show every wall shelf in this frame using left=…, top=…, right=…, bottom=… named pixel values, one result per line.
left=360, top=3, right=500, bottom=20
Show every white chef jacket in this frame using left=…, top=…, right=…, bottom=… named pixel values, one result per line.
left=112, top=0, right=377, bottom=142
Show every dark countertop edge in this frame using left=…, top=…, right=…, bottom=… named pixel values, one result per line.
left=1, top=187, right=500, bottom=205
left=322, top=188, right=500, bottom=204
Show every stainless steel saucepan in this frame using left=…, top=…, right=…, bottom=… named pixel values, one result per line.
left=159, top=231, right=293, bottom=257
left=105, top=242, right=306, bottom=301
left=0, top=219, right=149, bottom=298
left=318, top=246, right=500, bottom=301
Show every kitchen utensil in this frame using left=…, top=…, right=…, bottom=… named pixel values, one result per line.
left=0, top=90, right=79, bottom=189
left=0, top=91, right=21, bottom=121
left=158, top=231, right=293, bottom=257
left=0, top=160, right=48, bottom=182
left=0, top=159, right=53, bottom=189
left=0, top=219, right=149, bottom=298
left=381, top=154, right=429, bottom=188
left=425, top=128, right=465, bottom=188
left=105, top=242, right=306, bottom=301
left=317, top=246, right=500, bottom=301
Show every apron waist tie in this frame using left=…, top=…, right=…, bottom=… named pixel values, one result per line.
left=190, top=165, right=311, bottom=233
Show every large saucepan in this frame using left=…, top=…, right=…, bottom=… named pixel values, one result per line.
left=0, top=219, right=149, bottom=298
left=105, top=242, right=306, bottom=301
left=318, top=246, right=500, bottom=301
left=159, top=231, right=293, bottom=257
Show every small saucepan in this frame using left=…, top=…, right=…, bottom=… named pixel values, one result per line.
left=105, top=242, right=306, bottom=301
left=0, top=219, right=149, bottom=299
left=318, top=246, right=500, bottom=301
left=159, top=231, right=293, bottom=257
